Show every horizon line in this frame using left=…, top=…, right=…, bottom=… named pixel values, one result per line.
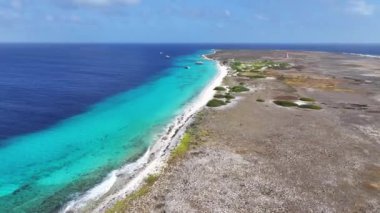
left=0, top=42, right=380, bottom=45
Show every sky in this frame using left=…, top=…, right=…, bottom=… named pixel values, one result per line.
left=0, top=0, right=379, bottom=43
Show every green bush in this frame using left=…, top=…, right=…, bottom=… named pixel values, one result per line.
left=273, top=100, right=298, bottom=107
left=231, top=61, right=242, bottom=71
left=275, top=62, right=291, bottom=70
left=214, top=94, right=225, bottom=99
left=207, top=99, right=226, bottom=107
left=298, top=104, right=322, bottom=110
left=233, top=61, right=242, bottom=66
left=214, top=86, right=226, bottom=91
left=250, top=75, right=266, bottom=79
left=172, top=133, right=191, bottom=158
left=225, top=93, right=235, bottom=100
left=256, top=98, right=265, bottom=102
left=299, top=97, right=315, bottom=102
left=230, top=85, right=249, bottom=93
left=106, top=174, right=160, bottom=213
left=145, top=174, right=159, bottom=185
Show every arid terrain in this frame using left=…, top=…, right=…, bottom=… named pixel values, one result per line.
left=112, top=51, right=380, bottom=213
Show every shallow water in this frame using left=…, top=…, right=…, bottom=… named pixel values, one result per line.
left=0, top=49, right=217, bottom=212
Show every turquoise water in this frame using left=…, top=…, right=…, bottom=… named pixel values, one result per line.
left=0, top=51, right=217, bottom=212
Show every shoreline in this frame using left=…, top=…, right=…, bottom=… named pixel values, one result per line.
left=62, top=55, right=228, bottom=212
left=112, top=50, right=380, bottom=212
left=344, top=52, right=380, bottom=58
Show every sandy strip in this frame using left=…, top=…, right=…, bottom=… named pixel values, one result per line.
left=61, top=59, right=228, bottom=213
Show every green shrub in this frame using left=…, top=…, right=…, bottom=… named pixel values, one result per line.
left=275, top=62, right=291, bottom=70
left=233, top=61, right=242, bottom=66
left=237, top=72, right=265, bottom=78
left=299, top=97, right=315, bottom=102
left=256, top=98, right=265, bottom=102
left=250, top=75, right=266, bottom=79
left=230, top=85, right=249, bottom=93
left=298, top=104, right=322, bottom=110
left=250, top=60, right=290, bottom=70
left=214, top=94, right=225, bottom=99
left=273, top=100, right=298, bottom=107
left=214, top=86, right=226, bottom=91
left=225, top=93, right=235, bottom=100
left=145, top=174, right=159, bottom=186
left=106, top=174, right=160, bottom=213
left=207, top=99, right=226, bottom=107
left=171, top=133, right=191, bottom=158
left=231, top=61, right=242, bottom=71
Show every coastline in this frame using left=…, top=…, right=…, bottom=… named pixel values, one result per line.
left=345, top=52, right=380, bottom=58
left=112, top=50, right=380, bottom=212
left=62, top=56, right=229, bottom=212
left=2, top=45, right=380, bottom=212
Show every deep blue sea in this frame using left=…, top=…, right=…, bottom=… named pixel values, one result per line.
left=0, top=43, right=379, bottom=212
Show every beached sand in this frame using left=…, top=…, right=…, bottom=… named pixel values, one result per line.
left=110, top=51, right=380, bottom=212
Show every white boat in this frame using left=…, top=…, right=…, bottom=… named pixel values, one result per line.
left=195, top=61, right=204, bottom=65
left=160, top=52, right=163, bottom=55
left=165, top=55, right=170, bottom=59
left=185, top=66, right=191, bottom=69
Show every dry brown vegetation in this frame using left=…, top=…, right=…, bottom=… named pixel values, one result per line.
left=267, top=70, right=352, bottom=92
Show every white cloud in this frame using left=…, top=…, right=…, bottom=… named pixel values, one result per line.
left=70, top=0, right=140, bottom=7
left=216, top=22, right=224, bottom=29
left=45, top=14, right=55, bottom=22
left=0, top=8, right=20, bottom=20
left=255, top=14, right=269, bottom=21
left=10, top=0, right=23, bottom=9
left=65, top=14, right=82, bottom=22
left=45, top=14, right=83, bottom=23
left=224, top=9, right=231, bottom=17
left=348, top=0, right=375, bottom=16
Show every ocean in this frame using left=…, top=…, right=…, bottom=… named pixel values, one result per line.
left=0, top=44, right=379, bottom=212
